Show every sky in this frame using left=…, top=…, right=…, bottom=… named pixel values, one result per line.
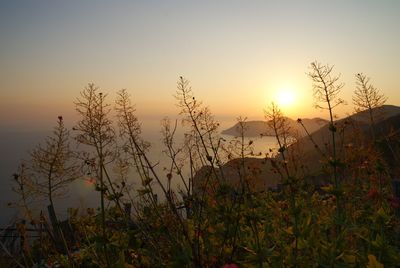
left=1, top=0, right=400, bottom=130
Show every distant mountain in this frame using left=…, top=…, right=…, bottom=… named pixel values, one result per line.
left=221, top=117, right=328, bottom=138
left=294, top=105, right=400, bottom=154
left=286, top=104, right=400, bottom=183
left=195, top=105, right=400, bottom=193
left=349, top=105, right=400, bottom=124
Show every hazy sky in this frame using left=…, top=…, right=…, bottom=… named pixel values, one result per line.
left=1, top=0, right=400, bottom=130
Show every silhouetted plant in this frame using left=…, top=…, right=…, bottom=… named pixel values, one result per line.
left=353, top=73, right=387, bottom=133
left=26, top=116, right=78, bottom=266
left=264, top=102, right=302, bottom=266
left=11, top=164, right=35, bottom=226
left=308, top=61, right=345, bottom=227
left=74, top=83, right=116, bottom=267
left=30, top=116, right=78, bottom=213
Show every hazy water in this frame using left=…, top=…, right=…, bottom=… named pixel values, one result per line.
left=0, top=130, right=51, bottom=226
left=0, top=119, right=278, bottom=226
left=220, top=134, right=279, bottom=157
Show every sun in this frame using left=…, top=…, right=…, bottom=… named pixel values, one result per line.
left=276, top=87, right=296, bottom=107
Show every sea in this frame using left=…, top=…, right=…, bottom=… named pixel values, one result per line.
left=0, top=118, right=278, bottom=226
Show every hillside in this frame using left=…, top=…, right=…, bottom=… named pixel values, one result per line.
left=221, top=117, right=328, bottom=138
left=350, top=104, right=400, bottom=124
left=203, top=105, right=400, bottom=191
left=293, top=105, right=400, bottom=156
left=286, top=104, right=400, bottom=182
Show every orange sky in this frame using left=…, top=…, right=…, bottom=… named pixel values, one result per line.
left=1, top=1, right=400, bottom=130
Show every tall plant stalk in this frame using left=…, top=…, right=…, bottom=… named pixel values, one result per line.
left=308, top=61, right=345, bottom=230
left=74, top=84, right=115, bottom=267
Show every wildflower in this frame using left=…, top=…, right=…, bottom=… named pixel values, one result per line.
left=367, top=188, right=379, bottom=199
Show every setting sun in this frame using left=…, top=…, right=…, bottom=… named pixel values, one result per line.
left=276, top=87, right=296, bottom=107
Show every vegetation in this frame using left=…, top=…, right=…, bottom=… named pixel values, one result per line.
left=2, top=62, right=400, bottom=267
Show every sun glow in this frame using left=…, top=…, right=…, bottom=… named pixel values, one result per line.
left=276, top=87, right=296, bottom=108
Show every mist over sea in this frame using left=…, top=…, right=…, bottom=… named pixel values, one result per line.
left=0, top=118, right=278, bottom=226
